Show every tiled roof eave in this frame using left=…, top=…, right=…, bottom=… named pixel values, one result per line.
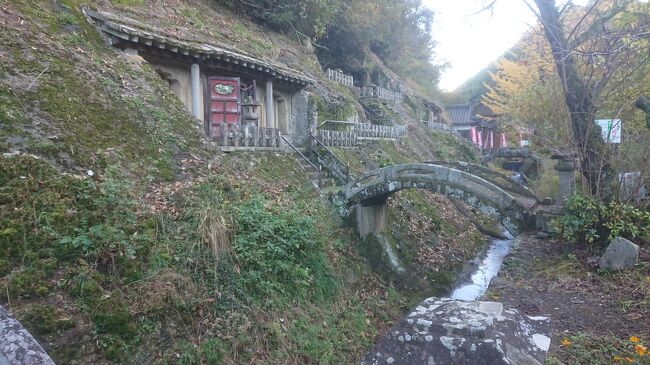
left=84, top=8, right=313, bottom=86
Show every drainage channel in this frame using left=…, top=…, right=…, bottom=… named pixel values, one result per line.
left=450, top=228, right=515, bottom=301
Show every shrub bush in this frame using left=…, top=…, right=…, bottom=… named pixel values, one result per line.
left=233, top=197, right=335, bottom=301
left=557, top=194, right=650, bottom=245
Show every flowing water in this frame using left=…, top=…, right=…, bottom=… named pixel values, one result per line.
left=375, top=233, right=406, bottom=273
left=450, top=229, right=515, bottom=301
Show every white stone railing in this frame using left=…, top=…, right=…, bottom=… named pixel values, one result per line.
left=354, top=123, right=407, bottom=139
left=359, top=85, right=403, bottom=102
left=423, top=121, right=452, bottom=131
left=327, top=69, right=354, bottom=87
left=314, top=129, right=357, bottom=148
left=215, top=124, right=280, bottom=148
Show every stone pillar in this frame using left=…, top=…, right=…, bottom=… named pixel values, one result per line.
left=355, top=203, right=387, bottom=237
left=190, top=63, right=201, bottom=119
left=554, top=158, right=575, bottom=201
left=362, top=71, right=370, bottom=87
left=291, top=90, right=310, bottom=146
left=308, top=101, right=318, bottom=134
left=265, top=80, right=274, bottom=128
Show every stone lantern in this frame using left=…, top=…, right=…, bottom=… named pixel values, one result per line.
left=241, top=98, right=261, bottom=126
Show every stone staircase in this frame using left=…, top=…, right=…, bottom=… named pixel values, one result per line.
left=291, top=152, right=336, bottom=190
left=281, top=135, right=350, bottom=192
left=360, top=99, right=395, bottom=125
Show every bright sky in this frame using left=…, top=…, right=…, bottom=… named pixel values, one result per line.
left=424, top=0, right=589, bottom=91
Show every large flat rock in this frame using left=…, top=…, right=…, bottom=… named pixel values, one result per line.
left=360, top=297, right=551, bottom=365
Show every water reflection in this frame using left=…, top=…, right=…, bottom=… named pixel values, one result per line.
left=450, top=229, right=514, bottom=301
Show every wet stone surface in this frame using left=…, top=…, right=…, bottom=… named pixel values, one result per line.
left=360, top=297, right=551, bottom=365
left=451, top=230, right=514, bottom=301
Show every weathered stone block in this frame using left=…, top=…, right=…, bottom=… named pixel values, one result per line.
left=599, top=236, right=639, bottom=271
left=360, top=297, right=551, bottom=365
left=355, top=203, right=387, bottom=237
left=0, top=305, right=56, bottom=365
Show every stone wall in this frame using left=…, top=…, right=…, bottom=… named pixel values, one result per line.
left=144, top=55, right=204, bottom=122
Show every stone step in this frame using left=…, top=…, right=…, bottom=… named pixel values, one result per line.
left=299, top=160, right=318, bottom=170
left=318, top=178, right=335, bottom=188
left=289, top=153, right=320, bottom=172
left=305, top=171, right=322, bottom=179
left=287, top=152, right=341, bottom=190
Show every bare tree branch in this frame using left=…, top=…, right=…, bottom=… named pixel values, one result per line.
left=565, top=0, right=601, bottom=42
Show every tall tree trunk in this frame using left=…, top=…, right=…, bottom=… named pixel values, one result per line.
left=533, top=0, right=612, bottom=196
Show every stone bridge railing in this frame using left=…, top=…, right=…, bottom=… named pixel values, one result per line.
left=345, top=163, right=525, bottom=210
left=425, top=161, right=538, bottom=202
left=1, top=305, right=55, bottom=365
left=343, top=163, right=538, bottom=235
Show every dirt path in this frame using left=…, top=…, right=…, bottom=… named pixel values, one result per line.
left=486, top=232, right=650, bottom=364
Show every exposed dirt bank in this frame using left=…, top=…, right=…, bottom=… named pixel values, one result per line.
left=487, top=233, right=650, bottom=364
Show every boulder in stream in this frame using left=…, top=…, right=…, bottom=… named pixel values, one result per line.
left=360, top=297, right=551, bottom=365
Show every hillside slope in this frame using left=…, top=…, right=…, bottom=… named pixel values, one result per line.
left=0, top=1, right=490, bottom=363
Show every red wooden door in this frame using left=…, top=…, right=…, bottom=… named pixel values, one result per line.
left=208, top=77, right=240, bottom=137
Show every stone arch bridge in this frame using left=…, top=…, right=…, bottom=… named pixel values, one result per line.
left=342, top=162, right=539, bottom=236
left=481, top=147, right=539, bottom=163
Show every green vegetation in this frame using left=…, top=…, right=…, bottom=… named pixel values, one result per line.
left=557, top=194, right=650, bottom=245
left=216, top=0, right=441, bottom=96
left=0, top=151, right=406, bottom=363
left=233, top=197, right=336, bottom=301
left=0, top=1, right=507, bottom=364
left=546, top=332, right=649, bottom=364
left=311, top=94, right=358, bottom=123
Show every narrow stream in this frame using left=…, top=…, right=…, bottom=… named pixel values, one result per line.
left=450, top=229, right=515, bottom=301
left=375, top=233, right=406, bottom=274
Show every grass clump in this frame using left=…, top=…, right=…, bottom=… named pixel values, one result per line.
left=233, top=198, right=336, bottom=302
left=0, top=154, right=158, bottom=361
left=550, top=333, right=650, bottom=365
left=16, top=304, right=60, bottom=336
left=288, top=304, right=375, bottom=364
